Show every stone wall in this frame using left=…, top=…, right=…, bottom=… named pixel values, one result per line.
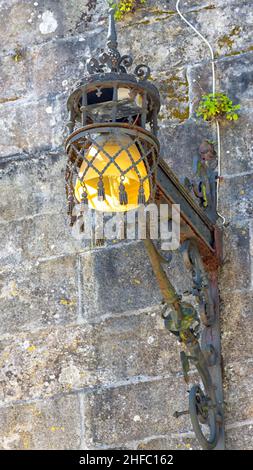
left=0, top=0, right=252, bottom=450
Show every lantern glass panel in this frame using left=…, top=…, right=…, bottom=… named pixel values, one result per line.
left=74, top=134, right=150, bottom=212
left=118, top=87, right=143, bottom=107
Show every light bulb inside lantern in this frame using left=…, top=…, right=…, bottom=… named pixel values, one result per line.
left=75, top=134, right=150, bottom=212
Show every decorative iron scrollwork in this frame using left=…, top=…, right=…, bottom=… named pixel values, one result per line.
left=86, top=9, right=150, bottom=80
left=134, top=64, right=151, bottom=81
left=181, top=239, right=216, bottom=326
left=118, top=54, right=134, bottom=72
left=86, top=57, right=105, bottom=74
left=144, top=238, right=223, bottom=450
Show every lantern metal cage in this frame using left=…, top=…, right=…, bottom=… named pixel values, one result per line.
left=65, top=9, right=161, bottom=224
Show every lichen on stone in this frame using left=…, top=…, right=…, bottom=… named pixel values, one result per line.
left=156, top=71, right=189, bottom=123
left=39, top=11, right=58, bottom=35
left=218, top=26, right=242, bottom=50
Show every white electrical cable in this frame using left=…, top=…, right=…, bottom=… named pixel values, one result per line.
left=175, top=0, right=226, bottom=224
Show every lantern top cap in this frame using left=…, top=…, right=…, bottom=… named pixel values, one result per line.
left=66, top=9, right=160, bottom=118
left=85, top=9, right=151, bottom=80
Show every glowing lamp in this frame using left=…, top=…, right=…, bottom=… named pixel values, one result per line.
left=65, top=9, right=160, bottom=224
left=74, top=134, right=150, bottom=212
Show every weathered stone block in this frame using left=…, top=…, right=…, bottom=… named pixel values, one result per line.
left=219, top=117, right=253, bottom=176
left=0, top=54, right=32, bottom=105
left=0, top=35, right=105, bottom=103
left=32, top=37, right=102, bottom=99
left=219, top=174, right=253, bottom=221
left=0, top=213, right=87, bottom=269
left=118, top=1, right=253, bottom=73
left=90, top=312, right=182, bottom=383
left=159, top=119, right=214, bottom=181
left=0, top=0, right=106, bottom=52
left=224, top=361, right=253, bottom=424
left=81, top=242, right=161, bottom=319
left=225, top=424, right=253, bottom=450
left=219, top=221, right=251, bottom=291
left=0, top=311, right=182, bottom=404
left=0, top=149, right=90, bottom=268
left=0, top=256, right=78, bottom=336
left=0, top=153, right=65, bottom=221
left=0, top=395, right=81, bottom=450
left=0, top=95, right=66, bottom=157
left=172, top=0, right=253, bottom=60
left=220, top=290, right=253, bottom=364
left=83, top=377, right=191, bottom=447
left=80, top=241, right=192, bottom=320
left=0, top=325, right=93, bottom=404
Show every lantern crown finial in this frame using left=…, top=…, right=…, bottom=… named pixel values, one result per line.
left=107, top=8, right=118, bottom=51
left=86, top=9, right=151, bottom=80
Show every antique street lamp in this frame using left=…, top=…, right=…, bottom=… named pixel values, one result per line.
left=65, top=10, right=160, bottom=219
left=64, top=10, right=224, bottom=450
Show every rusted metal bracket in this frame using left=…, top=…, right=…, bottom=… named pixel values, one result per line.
left=144, top=146, right=224, bottom=450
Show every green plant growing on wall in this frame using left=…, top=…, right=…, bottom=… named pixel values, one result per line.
left=108, top=0, right=146, bottom=21
left=196, top=92, right=240, bottom=122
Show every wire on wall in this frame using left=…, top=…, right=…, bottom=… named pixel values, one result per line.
left=175, top=0, right=225, bottom=224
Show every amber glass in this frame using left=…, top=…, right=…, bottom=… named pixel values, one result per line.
left=75, top=134, right=150, bottom=212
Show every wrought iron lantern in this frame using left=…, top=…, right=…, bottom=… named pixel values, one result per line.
left=65, top=9, right=160, bottom=223
left=64, top=9, right=224, bottom=451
